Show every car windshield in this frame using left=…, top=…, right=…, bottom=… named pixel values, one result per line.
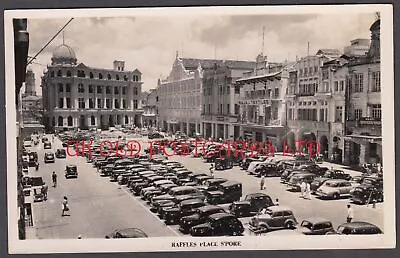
left=325, top=182, right=338, bottom=187
left=301, top=221, right=313, bottom=229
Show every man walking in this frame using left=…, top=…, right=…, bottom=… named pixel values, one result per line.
left=347, top=204, right=354, bottom=223
left=300, top=180, right=306, bottom=198
left=305, top=182, right=311, bottom=200
left=41, top=184, right=48, bottom=201
left=62, top=196, right=70, bottom=216
left=260, top=175, right=265, bottom=190
left=52, top=171, right=57, bottom=187
left=209, top=163, right=215, bottom=178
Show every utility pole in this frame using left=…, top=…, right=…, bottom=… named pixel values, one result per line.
left=307, top=42, right=310, bottom=57
left=262, top=25, right=265, bottom=56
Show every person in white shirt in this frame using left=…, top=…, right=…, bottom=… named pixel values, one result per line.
left=300, top=180, right=306, bottom=198
left=305, top=182, right=311, bottom=200
left=347, top=204, right=354, bottom=223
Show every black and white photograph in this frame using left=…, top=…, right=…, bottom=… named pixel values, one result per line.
left=4, top=5, right=395, bottom=253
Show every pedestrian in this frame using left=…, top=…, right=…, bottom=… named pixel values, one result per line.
left=52, top=171, right=57, bottom=187
left=305, top=182, right=311, bottom=200
left=275, top=198, right=279, bottom=206
left=209, top=163, right=215, bottom=178
left=300, top=180, right=306, bottom=198
left=62, top=196, right=70, bottom=216
left=260, top=175, right=265, bottom=190
left=347, top=204, right=354, bottom=223
left=41, top=184, right=48, bottom=200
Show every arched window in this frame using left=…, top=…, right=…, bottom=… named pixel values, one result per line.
left=58, top=116, right=63, bottom=126
left=66, top=70, right=72, bottom=77
left=116, top=74, right=120, bottom=80
left=107, top=74, right=112, bottom=80
left=89, top=72, right=94, bottom=79
left=67, top=116, right=73, bottom=126
left=99, top=73, right=103, bottom=79
left=57, top=70, right=62, bottom=77
left=123, top=75, right=128, bottom=81
left=125, top=115, right=129, bottom=124
left=91, top=116, right=95, bottom=125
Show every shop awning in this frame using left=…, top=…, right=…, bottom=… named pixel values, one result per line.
left=344, top=134, right=382, bottom=144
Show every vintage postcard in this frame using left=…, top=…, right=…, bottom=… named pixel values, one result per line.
left=4, top=4, right=395, bottom=254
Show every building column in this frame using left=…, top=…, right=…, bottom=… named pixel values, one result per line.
left=73, top=117, right=78, bottom=127
left=359, top=143, right=368, bottom=165
left=186, top=122, right=190, bottom=136
left=228, top=124, right=234, bottom=140
left=63, top=96, right=67, bottom=109
left=211, top=123, right=215, bottom=139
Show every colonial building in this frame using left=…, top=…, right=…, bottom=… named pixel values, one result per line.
left=141, top=89, right=157, bottom=127
left=344, top=38, right=370, bottom=57
left=21, top=68, right=43, bottom=124
left=343, top=19, right=381, bottom=166
left=41, top=43, right=143, bottom=131
left=201, top=59, right=255, bottom=140
left=236, top=54, right=290, bottom=151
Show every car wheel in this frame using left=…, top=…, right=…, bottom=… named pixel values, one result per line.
left=332, top=193, right=340, bottom=199
left=260, top=224, right=269, bottom=232
left=285, top=221, right=295, bottom=229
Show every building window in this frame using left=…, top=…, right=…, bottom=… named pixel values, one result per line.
left=122, top=99, right=126, bottom=109
left=57, top=70, right=62, bottom=77
left=58, top=98, right=63, bottom=108
left=372, top=71, right=381, bottom=92
left=106, top=86, right=111, bottom=94
left=77, top=70, right=85, bottom=78
left=66, top=70, right=71, bottom=77
left=340, top=81, right=344, bottom=91
left=99, top=73, right=103, bottom=79
left=78, top=84, right=85, bottom=93
left=354, top=109, right=363, bottom=120
left=122, top=87, right=126, bottom=95
left=125, top=115, right=129, bottom=124
left=89, top=85, right=94, bottom=93
left=220, top=104, right=223, bottom=114
left=67, top=116, right=73, bottom=126
left=133, top=75, right=139, bottom=82
left=89, top=99, right=95, bottom=109
left=58, top=116, right=63, bottom=126
left=354, top=73, right=364, bottom=92
left=66, top=84, right=71, bottom=92
left=97, top=86, right=102, bottom=94
left=133, top=100, right=138, bottom=109
left=78, top=98, right=85, bottom=109
left=106, top=99, right=111, bottom=109
left=133, top=87, right=138, bottom=95
left=97, top=99, right=102, bottom=108
left=89, top=72, right=94, bottom=79
left=114, top=87, right=119, bottom=95
left=107, top=74, right=112, bottom=80
left=50, top=71, right=55, bottom=77
left=116, top=74, right=120, bottom=80
left=124, top=75, right=128, bottom=81
left=115, top=99, right=120, bottom=109
left=334, top=81, right=339, bottom=91
left=227, top=104, right=230, bottom=115
left=320, top=109, right=325, bottom=122
left=66, top=98, right=71, bottom=108
left=58, top=83, right=63, bottom=92
left=372, top=104, right=381, bottom=119
left=274, top=88, right=280, bottom=98
left=335, top=106, right=343, bottom=122
left=91, top=116, right=95, bottom=125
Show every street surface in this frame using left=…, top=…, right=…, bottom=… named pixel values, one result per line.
left=26, top=134, right=383, bottom=239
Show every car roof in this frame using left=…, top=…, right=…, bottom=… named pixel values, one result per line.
left=114, top=228, right=148, bottom=238
left=221, top=180, right=241, bottom=187
left=302, top=217, right=332, bottom=224
left=209, top=212, right=234, bottom=220
left=325, top=179, right=348, bottom=183
left=267, top=206, right=292, bottom=212
left=339, top=221, right=381, bottom=229
left=246, top=193, right=268, bottom=198
left=170, top=186, right=196, bottom=191
left=180, top=199, right=204, bottom=205
left=198, top=205, right=223, bottom=212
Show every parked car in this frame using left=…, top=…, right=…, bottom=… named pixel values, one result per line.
left=179, top=205, right=226, bottom=234
left=350, top=185, right=384, bottom=204
left=296, top=217, right=335, bottom=235
left=298, top=164, right=329, bottom=176
left=65, top=165, right=78, bottom=179
left=28, top=152, right=38, bottom=167
left=255, top=163, right=280, bottom=177
left=44, top=152, right=55, bottom=163
left=163, top=199, right=206, bottom=225
left=310, top=177, right=330, bottom=194
left=55, top=148, right=66, bottom=158
left=333, top=222, right=383, bottom=235
left=248, top=206, right=297, bottom=233
left=316, top=179, right=353, bottom=199
left=44, top=142, right=52, bottom=149
left=287, top=173, right=316, bottom=191
left=204, top=181, right=242, bottom=204
left=105, top=228, right=148, bottom=238
left=229, top=193, right=275, bottom=217
left=189, top=213, right=244, bottom=236
left=323, top=170, right=352, bottom=181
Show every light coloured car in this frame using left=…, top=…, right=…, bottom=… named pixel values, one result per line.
left=248, top=206, right=297, bottom=232
left=316, top=179, right=353, bottom=199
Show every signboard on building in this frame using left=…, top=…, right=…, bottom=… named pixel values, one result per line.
left=359, top=117, right=381, bottom=126
left=239, top=99, right=271, bottom=105
left=216, top=116, right=225, bottom=122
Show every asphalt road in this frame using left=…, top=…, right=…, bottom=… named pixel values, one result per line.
left=26, top=134, right=383, bottom=238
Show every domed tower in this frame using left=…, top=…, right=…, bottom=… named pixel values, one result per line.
left=25, top=66, right=36, bottom=96
left=51, top=43, right=77, bottom=66
left=367, top=18, right=380, bottom=61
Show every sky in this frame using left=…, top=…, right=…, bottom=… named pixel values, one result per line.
left=25, top=12, right=377, bottom=95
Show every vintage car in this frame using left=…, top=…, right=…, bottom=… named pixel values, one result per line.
left=179, top=205, right=226, bottom=234
left=100, top=164, right=114, bottom=177
left=196, top=178, right=228, bottom=193
left=55, top=148, right=67, bottom=159
left=151, top=186, right=205, bottom=205
left=163, top=199, right=206, bottom=225
left=316, top=179, right=353, bottom=199
left=323, top=170, right=352, bottom=181
left=287, top=172, right=316, bottom=191
left=298, top=164, right=329, bottom=176
left=28, top=152, right=38, bottom=167
left=248, top=206, right=297, bottom=233
left=65, top=165, right=78, bottom=179
left=43, top=141, right=52, bottom=149
left=255, top=163, right=281, bottom=177
left=350, top=185, right=384, bottom=204
left=333, top=222, right=383, bottom=235
left=189, top=213, right=244, bottom=236
left=105, top=228, right=148, bottom=238
left=229, top=193, right=275, bottom=217
left=150, top=199, right=175, bottom=213
left=296, top=217, right=335, bottom=235
left=204, top=181, right=242, bottom=204
left=214, top=157, right=233, bottom=170
left=360, top=176, right=383, bottom=189
left=44, top=152, right=55, bottom=163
